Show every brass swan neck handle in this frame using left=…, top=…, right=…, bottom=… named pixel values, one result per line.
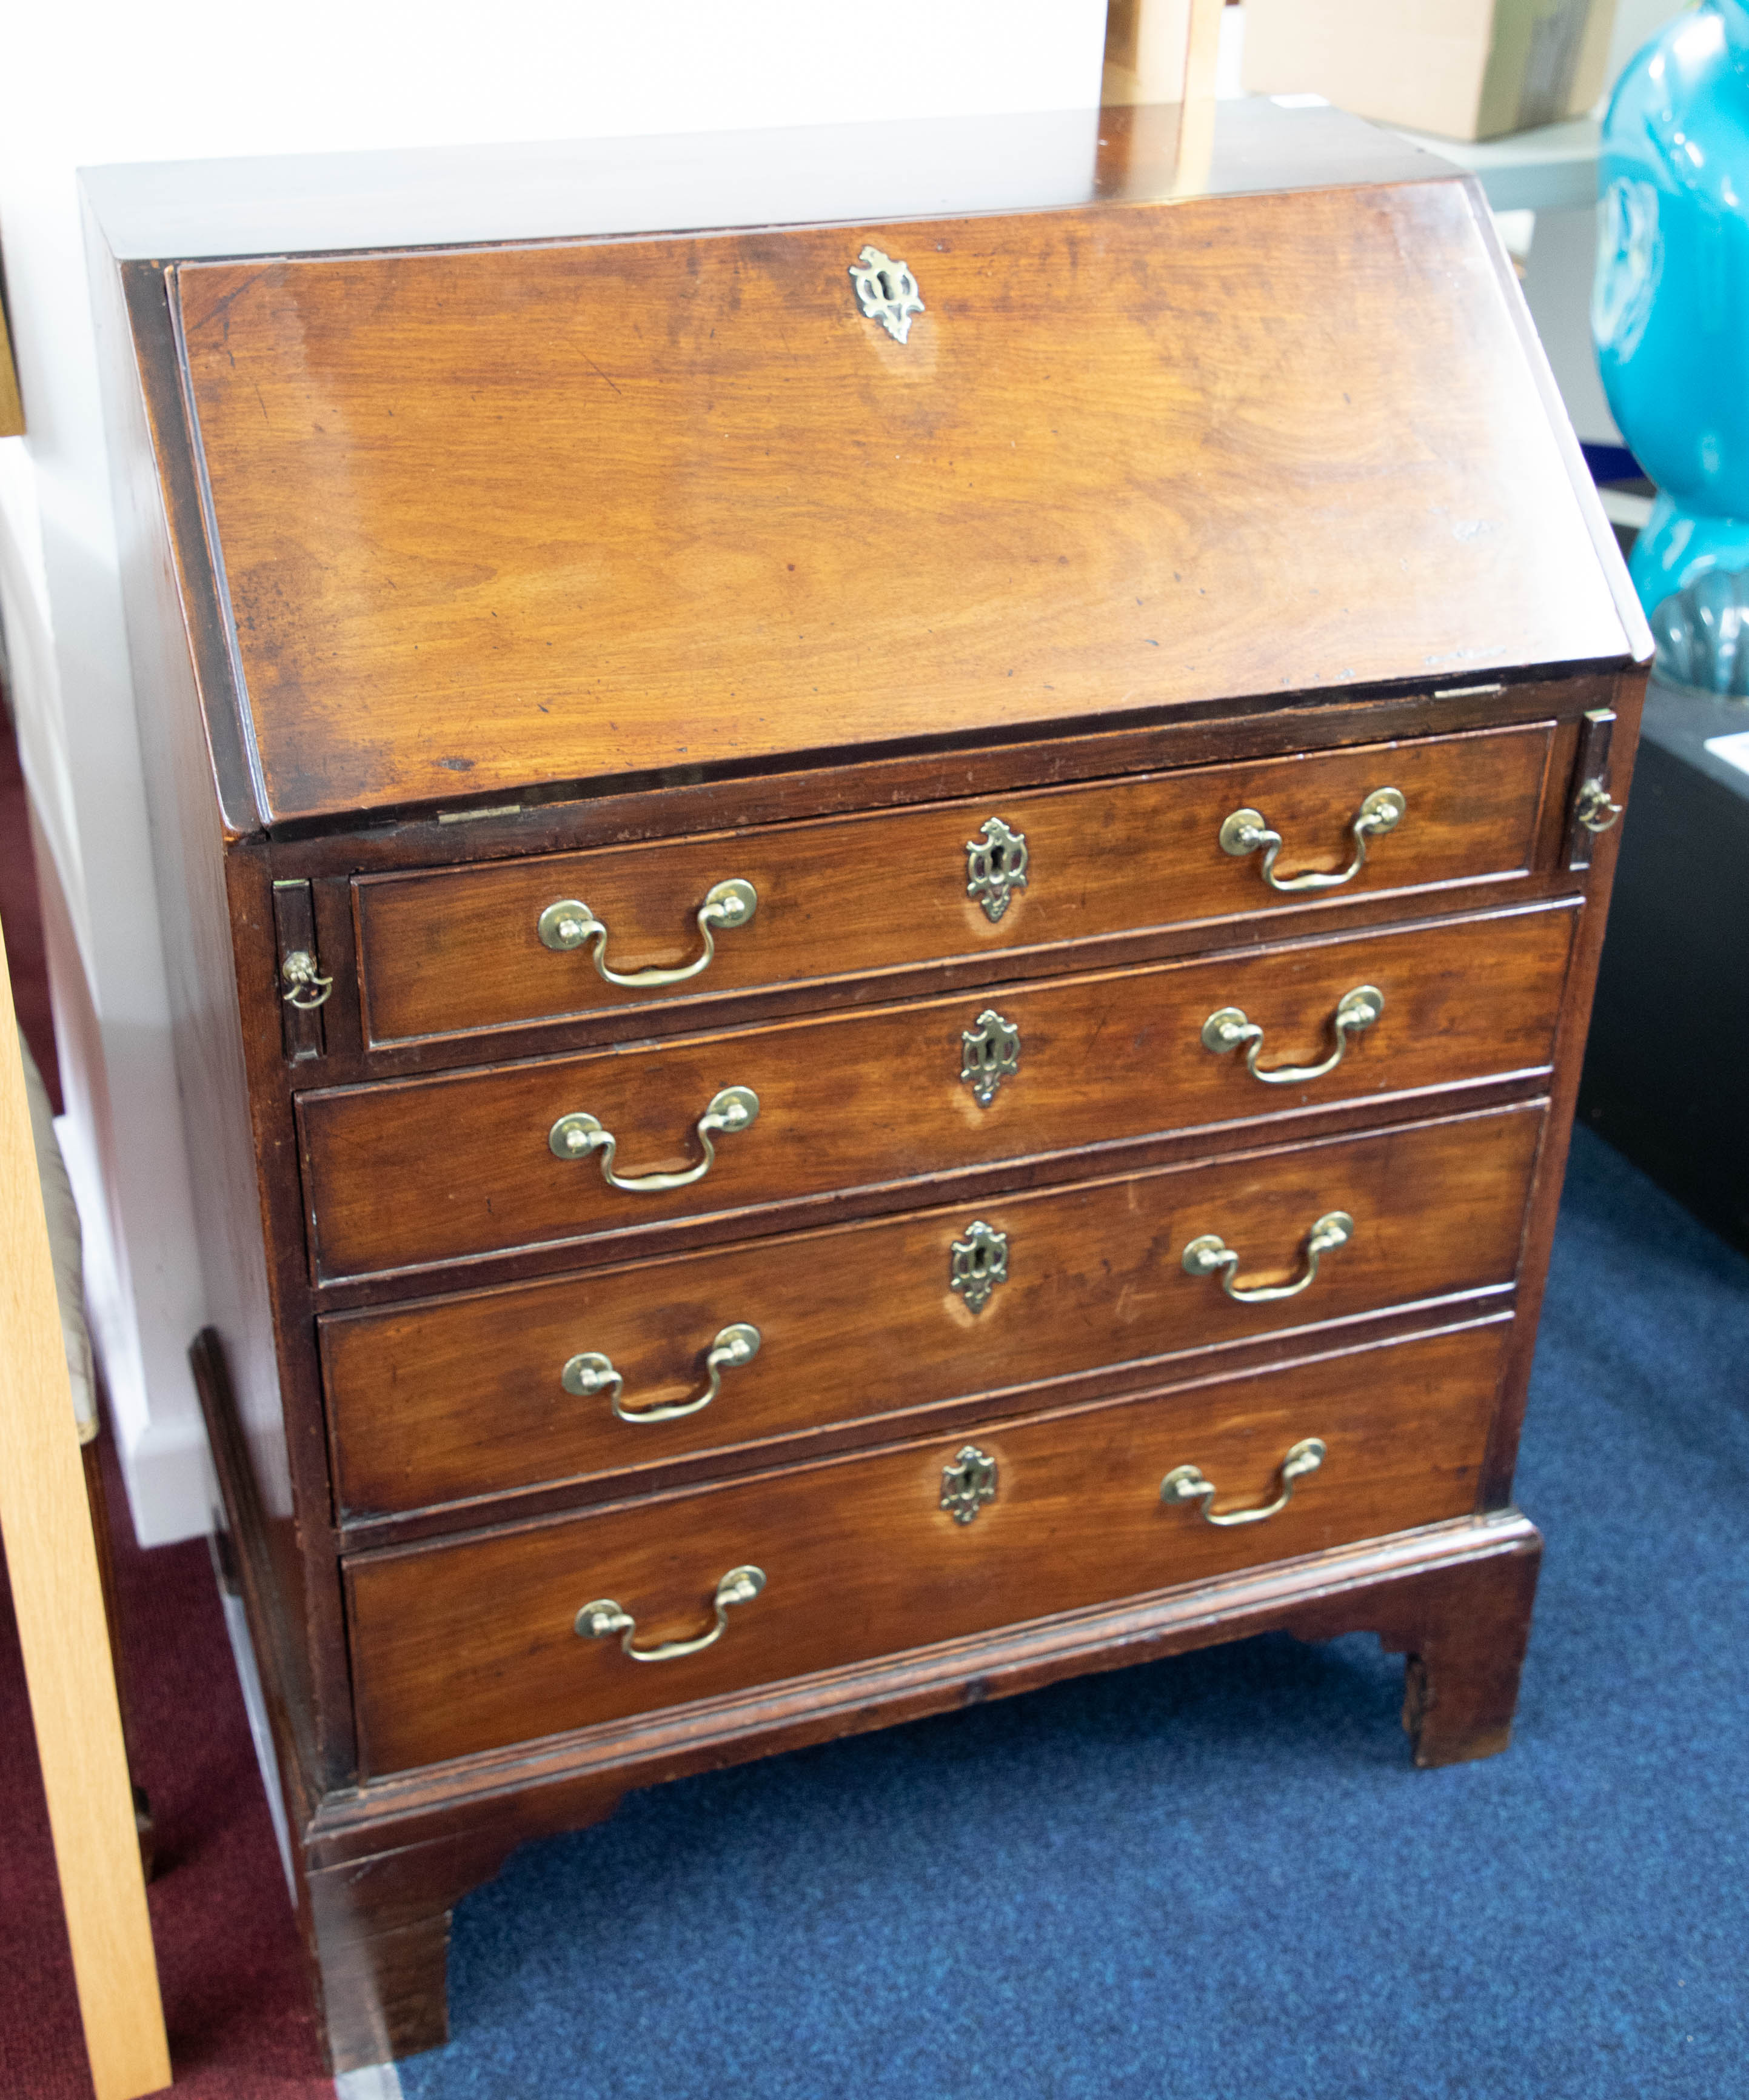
left=1162, top=1439, right=1327, bottom=1527
left=562, top=1323, right=761, bottom=1423
left=576, top=1566, right=767, bottom=1663
left=1219, top=787, right=1405, bottom=893
left=538, top=878, right=757, bottom=988
left=1182, top=1211, right=1354, bottom=1303
left=549, top=1086, right=758, bottom=1194
left=1202, top=985, right=1383, bottom=1086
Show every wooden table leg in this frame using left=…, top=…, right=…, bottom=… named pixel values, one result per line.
left=308, top=1828, right=535, bottom=2071
left=82, top=1437, right=156, bottom=1878
left=1395, top=1534, right=1543, bottom=1768
left=1285, top=1514, right=1543, bottom=1770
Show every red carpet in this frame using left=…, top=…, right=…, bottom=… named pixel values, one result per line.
left=0, top=1434, right=335, bottom=2098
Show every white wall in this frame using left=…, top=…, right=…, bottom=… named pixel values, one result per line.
left=0, top=0, right=1108, bottom=1545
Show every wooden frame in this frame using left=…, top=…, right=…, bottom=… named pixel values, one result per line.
left=0, top=921, right=170, bottom=2100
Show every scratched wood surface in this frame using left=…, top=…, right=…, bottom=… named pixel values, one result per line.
left=321, top=1101, right=1543, bottom=1519
left=353, top=720, right=1553, bottom=1045
left=298, top=900, right=1576, bottom=1280
left=345, top=1319, right=1509, bottom=1772
left=175, top=178, right=1628, bottom=823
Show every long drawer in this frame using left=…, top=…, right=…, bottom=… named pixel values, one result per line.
left=298, top=901, right=1576, bottom=1280
left=346, top=1318, right=1510, bottom=1774
left=323, top=1102, right=1545, bottom=1519
left=352, top=722, right=1554, bottom=1045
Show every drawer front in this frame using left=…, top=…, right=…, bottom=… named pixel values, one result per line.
left=354, top=723, right=1554, bottom=1045
left=324, top=1103, right=1545, bottom=1518
left=300, top=902, right=1575, bottom=1280
left=346, top=1319, right=1508, bottom=1774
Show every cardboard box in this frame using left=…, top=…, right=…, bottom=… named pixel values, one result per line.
left=1242, top=0, right=1617, bottom=141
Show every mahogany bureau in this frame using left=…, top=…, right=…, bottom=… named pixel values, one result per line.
left=84, top=99, right=1650, bottom=2068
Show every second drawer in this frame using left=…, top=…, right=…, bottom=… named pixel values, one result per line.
left=322, top=1100, right=1544, bottom=1519
left=298, top=900, right=1575, bottom=1280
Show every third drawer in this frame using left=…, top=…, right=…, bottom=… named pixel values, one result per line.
left=321, top=1099, right=1545, bottom=1519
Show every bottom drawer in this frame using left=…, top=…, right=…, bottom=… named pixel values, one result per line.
left=347, top=1319, right=1510, bottom=1775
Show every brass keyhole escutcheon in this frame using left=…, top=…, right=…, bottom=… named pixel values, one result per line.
left=940, top=1445, right=998, bottom=1525
left=949, top=1220, right=1009, bottom=1313
left=848, top=245, right=925, bottom=343
left=960, top=1009, right=1021, bottom=1105
left=965, top=817, right=1029, bottom=924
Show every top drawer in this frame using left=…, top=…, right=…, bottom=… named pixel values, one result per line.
left=353, top=723, right=1554, bottom=1046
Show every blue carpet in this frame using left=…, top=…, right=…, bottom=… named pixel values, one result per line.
left=400, top=1129, right=1749, bottom=2099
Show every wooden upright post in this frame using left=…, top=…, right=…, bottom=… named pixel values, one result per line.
left=1102, top=0, right=1226, bottom=190
left=1175, top=0, right=1225, bottom=192
left=1103, top=0, right=1225, bottom=103
left=0, top=918, right=171, bottom=2100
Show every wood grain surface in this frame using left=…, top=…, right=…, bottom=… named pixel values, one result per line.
left=353, top=721, right=1553, bottom=1045
left=298, top=900, right=1576, bottom=1280
left=175, top=179, right=1627, bottom=823
left=323, top=1100, right=1543, bottom=1519
left=91, top=102, right=1648, bottom=2070
left=0, top=927, right=171, bottom=2100
left=97, top=250, right=360, bottom=1778
left=346, top=1319, right=1508, bottom=1773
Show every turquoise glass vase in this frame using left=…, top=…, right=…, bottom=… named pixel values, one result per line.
left=1594, top=1, right=1749, bottom=620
